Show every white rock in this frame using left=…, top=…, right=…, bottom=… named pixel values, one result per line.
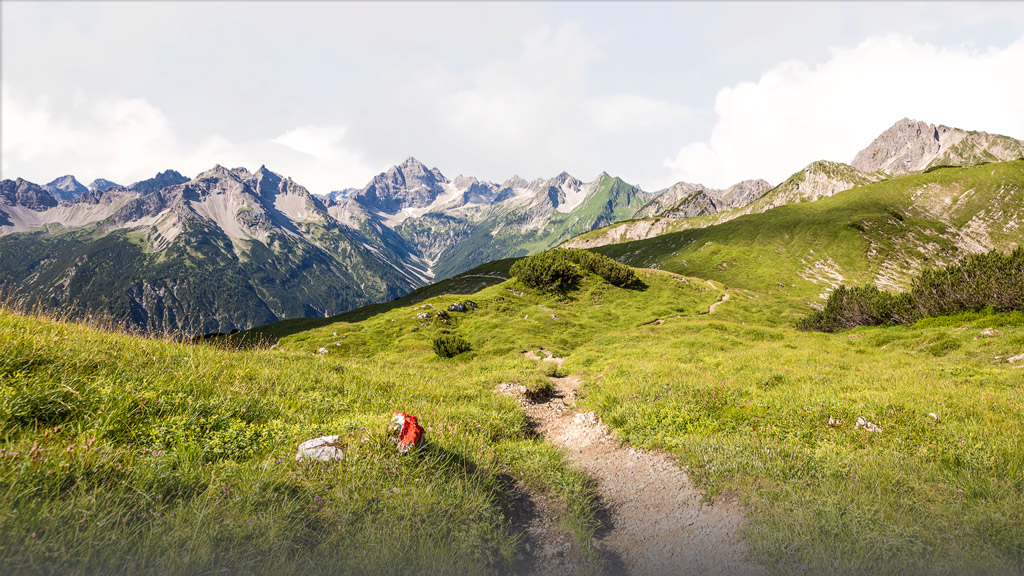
left=295, top=435, right=344, bottom=461
left=855, top=416, right=882, bottom=433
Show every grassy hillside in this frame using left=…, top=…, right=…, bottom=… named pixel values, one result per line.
left=4, top=153, right=1024, bottom=575
left=249, top=258, right=1024, bottom=575
left=0, top=306, right=600, bottom=575
left=4, top=252, right=1024, bottom=574
left=569, top=160, right=1023, bottom=257
left=592, top=161, right=1024, bottom=320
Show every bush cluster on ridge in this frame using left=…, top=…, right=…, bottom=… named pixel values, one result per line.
left=510, top=248, right=640, bottom=292
left=799, top=247, right=1024, bottom=332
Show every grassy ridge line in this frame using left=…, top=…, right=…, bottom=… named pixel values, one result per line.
left=572, top=160, right=1022, bottom=262
left=591, top=161, right=1024, bottom=320
left=0, top=306, right=598, bottom=575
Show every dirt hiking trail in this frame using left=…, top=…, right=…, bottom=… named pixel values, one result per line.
left=502, top=349, right=763, bottom=576
left=706, top=280, right=730, bottom=314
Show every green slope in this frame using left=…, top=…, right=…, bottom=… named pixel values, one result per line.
left=0, top=305, right=604, bottom=575
left=592, top=161, right=1024, bottom=319
left=263, top=263, right=1024, bottom=576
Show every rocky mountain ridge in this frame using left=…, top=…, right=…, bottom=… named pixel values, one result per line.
left=852, top=118, right=1024, bottom=175
left=566, top=119, right=1022, bottom=250
left=44, top=175, right=89, bottom=201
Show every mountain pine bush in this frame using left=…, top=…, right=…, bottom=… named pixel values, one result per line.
left=798, top=247, right=1024, bottom=332
left=510, top=248, right=640, bottom=292
left=432, top=333, right=472, bottom=358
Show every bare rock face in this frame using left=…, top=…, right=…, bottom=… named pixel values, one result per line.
left=659, top=189, right=720, bottom=219
left=0, top=178, right=58, bottom=211
left=635, top=181, right=706, bottom=219
left=88, top=178, right=121, bottom=192
left=714, top=179, right=772, bottom=210
left=757, top=161, right=878, bottom=211
left=356, top=157, right=449, bottom=214
left=636, top=178, right=771, bottom=220
left=852, top=118, right=1024, bottom=175
left=44, top=175, right=89, bottom=201
left=129, top=169, right=189, bottom=195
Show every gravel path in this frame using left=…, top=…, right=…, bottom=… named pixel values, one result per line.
left=502, top=351, right=763, bottom=576
left=706, top=280, right=730, bottom=314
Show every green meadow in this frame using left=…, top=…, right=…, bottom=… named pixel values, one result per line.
left=1, top=160, right=1023, bottom=575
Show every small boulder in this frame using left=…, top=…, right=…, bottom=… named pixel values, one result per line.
left=416, top=312, right=430, bottom=320
left=980, top=328, right=1002, bottom=337
left=465, top=300, right=478, bottom=309
left=448, top=303, right=467, bottom=312
left=436, top=310, right=449, bottom=320
left=295, top=436, right=345, bottom=461
left=855, top=416, right=882, bottom=433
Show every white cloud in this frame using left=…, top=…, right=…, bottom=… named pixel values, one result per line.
left=0, top=87, right=374, bottom=194
left=585, top=94, right=691, bottom=135
left=272, top=126, right=351, bottom=161
left=1, top=84, right=243, bottom=185
left=663, top=35, right=1024, bottom=188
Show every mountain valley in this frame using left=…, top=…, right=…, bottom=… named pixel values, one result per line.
left=1, top=119, right=1021, bottom=334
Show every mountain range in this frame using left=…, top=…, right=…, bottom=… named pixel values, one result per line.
left=1, top=118, right=1021, bottom=332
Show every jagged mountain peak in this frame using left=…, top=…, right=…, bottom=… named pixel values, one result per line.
left=852, top=118, right=1024, bottom=175
left=399, top=156, right=427, bottom=169
left=129, top=169, right=189, bottom=195
left=44, top=175, right=89, bottom=201
left=0, top=178, right=58, bottom=211
left=502, top=175, right=529, bottom=189
left=551, top=171, right=578, bottom=184
left=355, top=158, right=450, bottom=214
left=88, top=178, right=121, bottom=192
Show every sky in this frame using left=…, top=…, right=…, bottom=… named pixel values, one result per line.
left=2, top=1, right=1024, bottom=194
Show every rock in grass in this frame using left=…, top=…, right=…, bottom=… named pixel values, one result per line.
left=296, top=436, right=344, bottom=461
left=855, top=416, right=882, bottom=433
left=448, top=303, right=467, bottom=312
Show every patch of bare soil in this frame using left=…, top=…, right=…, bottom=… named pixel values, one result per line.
left=501, top=353, right=763, bottom=576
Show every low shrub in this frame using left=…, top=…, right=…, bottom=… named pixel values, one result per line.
left=799, top=247, right=1024, bottom=332
left=510, top=248, right=640, bottom=292
left=432, top=334, right=472, bottom=358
